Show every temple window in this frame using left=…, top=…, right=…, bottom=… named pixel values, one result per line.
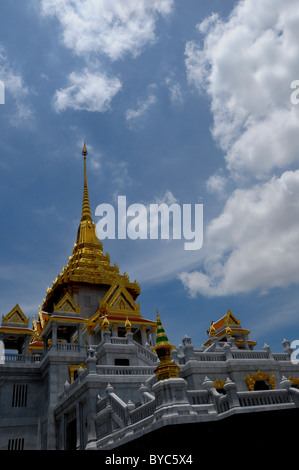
left=254, top=380, right=270, bottom=391
left=8, top=438, right=24, bottom=450
left=12, top=384, right=28, bottom=407
left=115, top=358, right=130, bottom=366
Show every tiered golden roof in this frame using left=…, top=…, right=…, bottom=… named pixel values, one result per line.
left=42, top=143, right=140, bottom=314
left=29, top=143, right=157, bottom=350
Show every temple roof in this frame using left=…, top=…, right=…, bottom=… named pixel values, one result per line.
left=42, top=143, right=140, bottom=313
left=203, top=309, right=257, bottom=348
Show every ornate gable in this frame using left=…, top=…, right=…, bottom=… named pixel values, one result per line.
left=2, top=304, right=29, bottom=327
left=102, top=282, right=140, bottom=316
left=53, top=292, right=81, bottom=314
left=224, top=309, right=241, bottom=326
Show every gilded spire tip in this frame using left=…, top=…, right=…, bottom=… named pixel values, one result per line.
left=80, top=142, right=92, bottom=223
left=82, top=142, right=88, bottom=157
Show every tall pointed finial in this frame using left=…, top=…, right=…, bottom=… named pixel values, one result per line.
left=82, top=141, right=88, bottom=157
left=81, top=142, right=92, bottom=222
left=76, top=142, right=102, bottom=246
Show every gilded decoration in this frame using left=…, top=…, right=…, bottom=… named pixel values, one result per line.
left=2, top=304, right=29, bottom=326
left=209, top=322, right=216, bottom=337
left=224, top=309, right=241, bottom=326
left=288, top=377, right=299, bottom=387
left=53, top=292, right=81, bottom=314
left=225, top=325, right=232, bottom=338
left=98, top=282, right=141, bottom=318
left=125, top=317, right=132, bottom=332
left=153, top=311, right=180, bottom=381
left=101, top=315, right=110, bottom=331
left=69, top=364, right=87, bottom=383
left=214, top=379, right=226, bottom=389
left=245, top=370, right=276, bottom=391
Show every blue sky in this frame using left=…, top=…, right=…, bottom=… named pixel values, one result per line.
left=1, top=0, right=299, bottom=352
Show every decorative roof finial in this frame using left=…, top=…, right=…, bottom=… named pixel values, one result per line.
left=209, top=321, right=216, bottom=337
left=82, top=141, right=88, bottom=157
left=101, top=315, right=110, bottom=331
left=125, top=317, right=132, bottom=333
left=81, top=142, right=92, bottom=222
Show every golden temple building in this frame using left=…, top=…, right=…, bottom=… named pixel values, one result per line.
left=0, top=143, right=299, bottom=455
left=29, top=143, right=157, bottom=356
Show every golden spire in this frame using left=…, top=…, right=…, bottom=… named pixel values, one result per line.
left=81, top=142, right=92, bottom=222
left=76, top=142, right=100, bottom=245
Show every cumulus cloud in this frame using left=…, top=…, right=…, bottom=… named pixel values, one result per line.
left=206, top=172, right=228, bottom=199
left=0, top=45, right=32, bottom=123
left=40, top=0, right=173, bottom=113
left=181, top=0, right=299, bottom=298
left=53, top=69, right=122, bottom=113
left=179, top=170, right=299, bottom=297
left=185, top=0, right=299, bottom=179
left=41, top=0, right=174, bottom=61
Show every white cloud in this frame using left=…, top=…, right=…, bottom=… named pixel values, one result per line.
left=206, top=172, right=228, bottom=199
left=125, top=93, right=157, bottom=122
left=41, top=0, right=174, bottom=61
left=179, top=170, right=299, bottom=297
left=40, top=0, right=173, bottom=113
left=74, top=138, right=102, bottom=171
left=0, top=45, right=32, bottom=123
left=182, top=0, right=299, bottom=298
left=165, top=76, right=183, bottom=105
left=53, top=69, right=122, bottom=113
left=185, top=0, right=299, bottom=179
left=154, top=190, right=178, bottom=205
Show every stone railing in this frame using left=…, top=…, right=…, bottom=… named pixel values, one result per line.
left=134, top=342, right=158, bottom=364
left=130, top=395, right=156, bottom=425
left=186, top=390, right=211, bottom=405
left=97, top=395, right=108, bottom=413
left=272, top=353, right=290, bottom=361
left=96, top=377, right=299, bottom=450
left=194, top=352, right=226, bottom=362
left=238, top=389, right=291, bottom=407
left=96, top=365, right=156, bottom=376
left=58, top=367, right=89, bottom=400
left=230, top=350, right=270, bottom=360
left=184, top=343, right=293, bottom=364
left=1, top=353, right=44, bottom=364
left=52, top=342, right=85, bottom=352
left=109, top=393, right=128, bottom=426
left=216, top=393, right=229, bottom=414
left=111, top=337, right=128, bottom=345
